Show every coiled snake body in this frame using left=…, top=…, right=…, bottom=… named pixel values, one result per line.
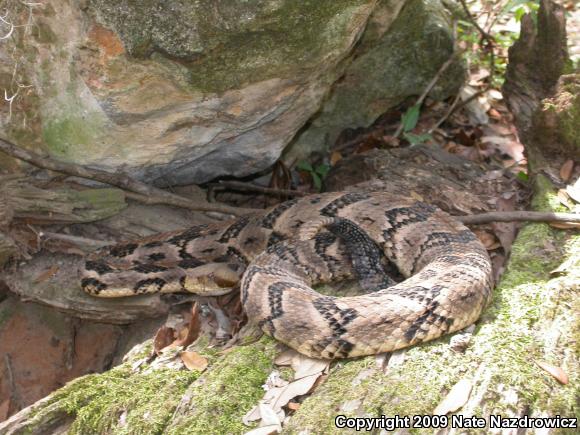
left=81, top=192, right=493, bottom=359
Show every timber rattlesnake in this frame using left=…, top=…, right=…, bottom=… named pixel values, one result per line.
left=81, top=192, right=493, bottom=359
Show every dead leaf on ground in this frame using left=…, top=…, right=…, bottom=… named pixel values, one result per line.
left=291, top=353, right=329, bottom=380
left=181, top=351, right=208, bottom=372
left=287, top=401, right=301, bottom=411
left=264, top=371, right=289, bottom=389
left=549, top=221, right=580, bottom=229
left=173, top=302, right=202, bottom=347
left=491, top=221, right=517, bottom=255
left=244, top=373, right=321, bottom=426
left=33, top=265, right=59, bottom=283
left=330, top=151, right=342, bottom=166
left=153, top=325, right=176, bottom=355
left=273, top=348, right=294, bottom=366
left=488, top=108, right=502, bottom=120
left=274, top=348, right=329, bottom=380
left=265, top=374, right=320, bottom=412
left=535, top=360, right=569, bottom=385
left=557, top=189, right=574, bottom=209
left=382, top=135, right=400, bottom=148
left=474, top=230, right=501, bottom=250
left=490, top=195, right=517, bottom=255
left=559, top=160, right=574, bottom=182
left=566, top=178, right=580, bottom=203
left=433, top=378, right=473, bottom=415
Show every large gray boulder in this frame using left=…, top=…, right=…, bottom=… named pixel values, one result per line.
left=0, top=0, right=463, bottom=185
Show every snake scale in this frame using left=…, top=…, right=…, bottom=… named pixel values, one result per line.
left=81, top=191, right=493, bottom=359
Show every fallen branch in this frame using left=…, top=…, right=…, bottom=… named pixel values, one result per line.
left=458, top=211, right=580, bottom=225
left=0, top=137, right=256, bottom=217
left=213, top=180, right=307, bottom=198
left=39, top=231, right=114, bottom=249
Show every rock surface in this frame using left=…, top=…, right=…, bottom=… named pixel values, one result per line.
left=0, top=0, right=462, bottom=185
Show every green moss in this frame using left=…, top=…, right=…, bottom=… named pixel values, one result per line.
left=556, top=78, right=580, bottom=150
left=32, top=364, right=198, bottom=435
left=67, top=188, right=127, bottom=222
left=531, top=175, right=565, bottom=212
left=167, top=337, right=276, bottom=434
left=90, top=0, right=372, bottom=93
left=42, top=115, right=104, bottom=159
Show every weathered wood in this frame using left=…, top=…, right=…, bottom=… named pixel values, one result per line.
left=0, top=175, right=127, bottom=225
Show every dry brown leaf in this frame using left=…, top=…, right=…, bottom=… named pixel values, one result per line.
left=173, top=302, right=202, bottom=347
left=330, top=151, right=342, bottom=166
left=266, top=374, right=320, bottom=412
left=181, top=351, right=208, bottom=372
left=258, top=403, right=283, bottom=427
left=488, top=108, right=502, bottom=120
left=433, top=378, right=473, bottom=415
left=559, top=159, right=574, bottom=182
left=290, top=353, right=329, bottom=380
left=273, top=348, right=295, bottom=366
left=474, top=230, right=501, bottom=250
left=153, top=325, right=176, bottom=355
left=535, top=360, right=569, bottom=385
left=549, top=221, right=580, bottom=229
left=243, top=375, right=318, bottom=426
left=557, top=189, right=573, bottom=209
left=287, top=401, right=301, bottom=411
left=382, top=135, right=400, bottom=148
left=492, top=222, right=517, bottom=255
left=33, top=265, right=59, bottom=283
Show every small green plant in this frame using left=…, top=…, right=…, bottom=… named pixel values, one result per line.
left=456, top=0, right=540, bottom=88
left=403, top=132, right=432, bottom=146
left=401, top=104, right=421, bottom=132
left=503, top=0, right=539, bottom=23
left=296, top=161, right=330, bottom=191
left=516, top=170, right=529, bottom=182
left=400, top=105, right=432, bottom=146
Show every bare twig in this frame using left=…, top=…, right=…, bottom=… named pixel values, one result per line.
left=4, top=353, right=20, bottom=409
left=39, top=231, right=114, bottom=248
left=213, top=180, right=307, bottom=198
left=394, top=52, right=460, bottom=138
left=428, top=91, right=463, bottom=133
left=458, top=211, right=580, bottom=225
left=430, top=1, right=497, bottom=132
left=0, top=137, right=257, bottom=216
